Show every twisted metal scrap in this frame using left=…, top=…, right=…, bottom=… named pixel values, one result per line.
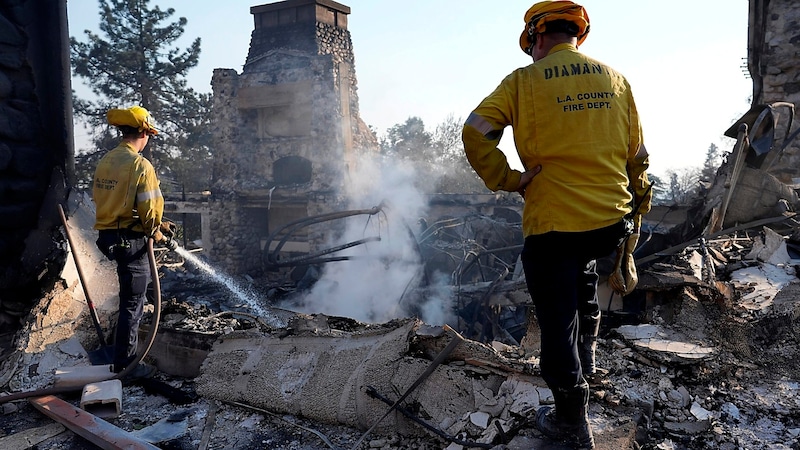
left=262, top=206, right=384, bottom=268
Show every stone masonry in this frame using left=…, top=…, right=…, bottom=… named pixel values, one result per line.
left=749, top=0, right=800, bottom=182
left=208, top=0, right=378, bottom=276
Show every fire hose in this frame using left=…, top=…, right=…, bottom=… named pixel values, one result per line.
left=0, top=208, right=163, bottom=404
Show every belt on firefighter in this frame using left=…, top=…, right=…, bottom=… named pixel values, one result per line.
left=98, top=229, right=146, bottom=239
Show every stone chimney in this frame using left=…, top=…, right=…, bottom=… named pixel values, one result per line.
left=208, top=0, right=378, bottom=276
left=248, top=0, right=351, bottom=55
left=748, top=0, right=800, bottom=182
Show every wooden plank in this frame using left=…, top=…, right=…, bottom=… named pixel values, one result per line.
left=637, top=213, right=797, bottom=266
left=0, top=422, right=65, bottom=449
left=29, top=395, right=160, bottom=450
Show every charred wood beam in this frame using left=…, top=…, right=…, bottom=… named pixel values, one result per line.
left=637, top=213, right=797, bottom=267
left=29, top=395, right=160, bottom=450
left=413, top=326, right=536, bottom=375
left=717, top=123, right=750, bottom=232
left=427, top=279, right=527, bottom=296
left=469, top=268, right=509, bottom=342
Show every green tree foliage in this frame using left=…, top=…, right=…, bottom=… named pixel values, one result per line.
left=71, top=0, right=212, bottom=193
left=431, top=114, right=487, bottom=194
left=378, top=116, right=437, bottom=192
left=380, top=116, right=432, bottom=161
left=378, top=115, right=486, bottom=194
left=700, top=143, right=721, bottom=184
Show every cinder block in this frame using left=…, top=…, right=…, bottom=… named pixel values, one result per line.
left=80, top=379, right=122, bottom=419
left=53, top=364, right=114, bottom=388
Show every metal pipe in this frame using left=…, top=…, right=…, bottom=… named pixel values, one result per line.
left=364, top=386, right=494, bottom=448
left=350, top=325, right=464, bottom=449
left=717, top=123, right=749, bottom=232
left=263, top=206, right=383, bottom=265
left=265, top=236, right=382, bottom=268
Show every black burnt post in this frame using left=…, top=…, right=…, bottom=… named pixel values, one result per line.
left=0, top=0, right=74, bottom=329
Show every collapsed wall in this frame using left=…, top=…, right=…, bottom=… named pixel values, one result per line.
left=208, top=0, right=378, bottom=276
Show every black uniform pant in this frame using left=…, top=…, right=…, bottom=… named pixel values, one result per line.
left=97, top=230, right=152, bottom=372
left=521, top=221, right=626, bottom=390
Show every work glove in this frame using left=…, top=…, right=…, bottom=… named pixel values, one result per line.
left=152, top=229, right=168, bottom=244
left=609, top=233, right=639, bottom=296
left=159, top=221, right=176, bottom=239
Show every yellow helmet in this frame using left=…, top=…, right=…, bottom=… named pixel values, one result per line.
left=107, top=106, right=159, bottom=135
left=519, top=0, right=590, bottom=55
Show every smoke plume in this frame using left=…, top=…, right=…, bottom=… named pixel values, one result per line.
left=291, top=156, right=457, bottom=326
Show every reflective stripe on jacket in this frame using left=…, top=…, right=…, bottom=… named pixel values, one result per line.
left=463, top=43, right=651, bottom=237
left=93, top=142, right=164, bottom=236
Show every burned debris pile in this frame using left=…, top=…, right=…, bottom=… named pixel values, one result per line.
left=2, top=193, right=800, bottom=449
left=4, top=103, right=800, bottom=448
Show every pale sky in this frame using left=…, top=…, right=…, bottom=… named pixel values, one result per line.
left=67, top=0, right=752, bottom=180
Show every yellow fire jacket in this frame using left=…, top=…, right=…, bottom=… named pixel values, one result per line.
left=93, top=141, right=164, bottom=236
left=463, top=43, right=651, bottom=237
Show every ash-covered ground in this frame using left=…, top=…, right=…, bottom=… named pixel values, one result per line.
left=3, top=218, right=800, bottom=450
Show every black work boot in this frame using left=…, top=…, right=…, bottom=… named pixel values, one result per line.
left=534, top=381, right=595, bottom=449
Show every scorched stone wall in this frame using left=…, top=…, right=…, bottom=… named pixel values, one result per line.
left=208, top=0, right=377, bottom=276
left=750, top=0, right=800, bottom=182
left=0, top=0, right=73, bottom=329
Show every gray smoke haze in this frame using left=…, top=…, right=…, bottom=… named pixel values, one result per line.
left=293, top=156, right=457, bottom=325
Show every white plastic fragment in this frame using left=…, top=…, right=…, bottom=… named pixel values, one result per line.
left=469, top=411, right=490, bottom=428
left=690, top=401, right=712, bottom=420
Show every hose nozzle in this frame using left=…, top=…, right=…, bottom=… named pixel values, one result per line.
left=165, top=236, right=179, bottom=251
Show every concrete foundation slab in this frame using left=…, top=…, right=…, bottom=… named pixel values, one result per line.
left=0, top=422, right=66, bottom=449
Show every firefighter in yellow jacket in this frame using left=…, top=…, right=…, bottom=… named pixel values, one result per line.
left=93, top=106, right=173, bottom=378
left=462, top=2, right=651, bottom=448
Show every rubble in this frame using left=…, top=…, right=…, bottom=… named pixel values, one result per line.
left=4, top=0, right=800, bottom=447
left=1, top=205, right=800, bottom=450
left=5, top=142, right=800, bottom=449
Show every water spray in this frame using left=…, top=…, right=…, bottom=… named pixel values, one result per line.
left=162, top=234, right=285, bottom=328
left=0, top=232, right=163, bottom=404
